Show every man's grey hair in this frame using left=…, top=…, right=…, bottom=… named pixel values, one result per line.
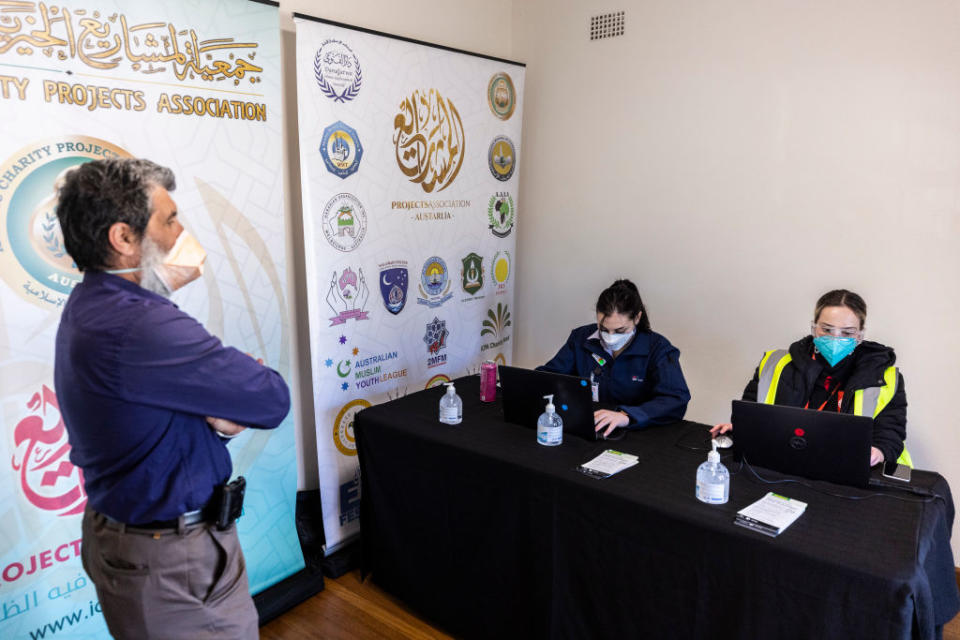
left=56, top=158, right=176, bottom=272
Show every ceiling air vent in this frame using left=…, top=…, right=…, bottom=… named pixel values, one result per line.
left=590, top=11, right=625, bottom=41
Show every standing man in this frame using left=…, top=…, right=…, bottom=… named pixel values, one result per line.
left=53, top=158, right=290, bottom=639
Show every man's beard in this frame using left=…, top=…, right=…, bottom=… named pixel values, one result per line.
left=138, top=236, right=171, bottom=298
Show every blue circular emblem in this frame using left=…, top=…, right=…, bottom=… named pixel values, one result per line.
left=420, top=256, right=448, bottom=296
left=320, top=121, right=363, bottom=179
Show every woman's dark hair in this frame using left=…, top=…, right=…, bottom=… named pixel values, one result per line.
left=56, top=158, right=176, bottom=272
left=596, top=279, right=651, bottom=332
left=814, top=289, right=867, bottom=329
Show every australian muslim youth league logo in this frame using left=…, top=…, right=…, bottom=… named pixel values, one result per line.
left=424, top=317, right=449, bottom=369
left=320, top=121, right=363, bottom=179
left=487, top=192, right=515, bottom=238
left=314, top=39, right=362, bottom=102
left=333, top=399, right=370, bottom=456
left=11, top=385, right=87, bottom=517
left=417, top=255, right=452, bottom=308
left=326, top=266, right=369, bottom=326
left=324, top=334, right=406, bottom=394
left=321, top=193, right=367, bottom=252
left=491, top=250, right=511, bottom=294
left=488, top=135, right=516, bottom=182
left=378, top=260, right=408, bottom=315
left=0, top=137, right=131, bottom=309
left=460, top=252, right=484, bottom=298
left=393, top=89, right=465, bottom=193
left=487, top=72, right=517, bottom=120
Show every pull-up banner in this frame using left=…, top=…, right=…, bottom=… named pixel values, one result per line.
left=294, top=15, right=525, bottom=553
left=0, top=1, right=302, bottom=637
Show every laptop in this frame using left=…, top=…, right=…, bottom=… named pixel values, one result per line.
left=731, top=400, right=874, bottom=488
left=499, top=366, right=599, bottom=441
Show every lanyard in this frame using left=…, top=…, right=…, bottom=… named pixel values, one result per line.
left=805, top=387, right=844, bottom=412
left=805, top=351, right=844, bottom=412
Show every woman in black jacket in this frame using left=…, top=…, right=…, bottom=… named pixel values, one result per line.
left=712, top=289, right=909, bottom=467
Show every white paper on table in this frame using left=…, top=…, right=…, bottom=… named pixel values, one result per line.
left=578, top=449, right=639, bottom=478
left=737, top=492, right=808, bottom=531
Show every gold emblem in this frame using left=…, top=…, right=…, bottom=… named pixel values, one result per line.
left=393, top=89, right=465, bottom=193
left=333, top=399, right=371, bottom=456
left=487, top=72, right=516, bottom=120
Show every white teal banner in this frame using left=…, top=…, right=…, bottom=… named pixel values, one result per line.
left=294, top=16, right=525, bottom=553
left=0, top=1, right=302, bottom=638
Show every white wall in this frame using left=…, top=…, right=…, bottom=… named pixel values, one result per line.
left=510, top=0, right=960, bottom=564
left=271, top=0, right=959, bottom=565
left=273, top=0, right=513, bottom=489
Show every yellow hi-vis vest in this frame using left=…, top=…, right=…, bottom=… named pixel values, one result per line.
left=756, top=349, right=913, bottom=468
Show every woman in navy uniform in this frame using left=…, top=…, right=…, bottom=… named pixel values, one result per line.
left=539, top=279, right=690, bottom=437
left=711, top=289, right=910, bottom=467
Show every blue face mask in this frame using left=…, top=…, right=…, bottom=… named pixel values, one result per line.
left=813, top=335, right=857, bottom=367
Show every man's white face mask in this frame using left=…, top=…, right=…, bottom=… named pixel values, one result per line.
left=109, top=230, right=207, bottom=297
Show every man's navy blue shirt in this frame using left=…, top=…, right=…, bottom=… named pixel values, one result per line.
left=54, top=271, right=290, bottom=525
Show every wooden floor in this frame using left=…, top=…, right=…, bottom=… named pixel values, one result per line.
left=260, top=570, right=450, bottom=640
left=262, top=569, right=960, bottom=639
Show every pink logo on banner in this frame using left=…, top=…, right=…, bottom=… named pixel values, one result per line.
left=327, top=267, right=370, bottom=325
left=11, top=385, right=86, bottom=517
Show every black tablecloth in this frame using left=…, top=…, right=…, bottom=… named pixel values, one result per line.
left=356, top=376, right=959, bottom=640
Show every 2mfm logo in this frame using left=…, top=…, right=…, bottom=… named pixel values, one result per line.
left=11, top=385, right=86, bottom=517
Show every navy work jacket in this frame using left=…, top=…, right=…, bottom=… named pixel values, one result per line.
left=539, top=324, right=690, bottom=428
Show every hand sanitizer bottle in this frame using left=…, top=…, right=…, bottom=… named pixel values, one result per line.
left=696, top=440, right=729, bottom=504
left=439, top=382, right=462, bottom=425
left=537, top=394, right=563, bottom=446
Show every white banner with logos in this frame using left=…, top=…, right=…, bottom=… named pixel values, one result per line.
left=294, top=16, right=525, bottom=552
left=0, top=2, right=302, bottom=638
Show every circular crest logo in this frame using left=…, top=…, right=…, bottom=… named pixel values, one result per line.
left=487, top=192, right=515, bottom=238
left=487, top=72, right=516, bottom=120
left=491, top=250, right=511, bottom=288
left=417, top=255, right=452, bottom=308
left=488, top=135, right=516, bottom=182
left=320, top=121, right=363, bottom=179
left=393, top=89, right=465, bottom=193
left=0, top=137, right=131, bottom=309
left=314, top=39, right=362, bottom=102
left=321, top=193, right=367, bottom=252
left=333, top=398, right=370, bottom=456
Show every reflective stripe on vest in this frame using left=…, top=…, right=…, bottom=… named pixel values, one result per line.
left=853, top=365, right=897, bottom=418
left=756, top=351, right=912, bottom=468
left=756, top=349, right=791, bottom=405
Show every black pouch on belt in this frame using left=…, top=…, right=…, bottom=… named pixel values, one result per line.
left=213, top=476, right=246, bottom=530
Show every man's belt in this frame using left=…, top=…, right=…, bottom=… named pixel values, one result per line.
left=104, top=476, right=246, bottom=532
left=106, top=507, right=210, bottom=531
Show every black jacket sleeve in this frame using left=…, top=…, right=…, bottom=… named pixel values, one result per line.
left=742, top=365, right=760, bottom=403
left=872, top=372, right=907, bottom=464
